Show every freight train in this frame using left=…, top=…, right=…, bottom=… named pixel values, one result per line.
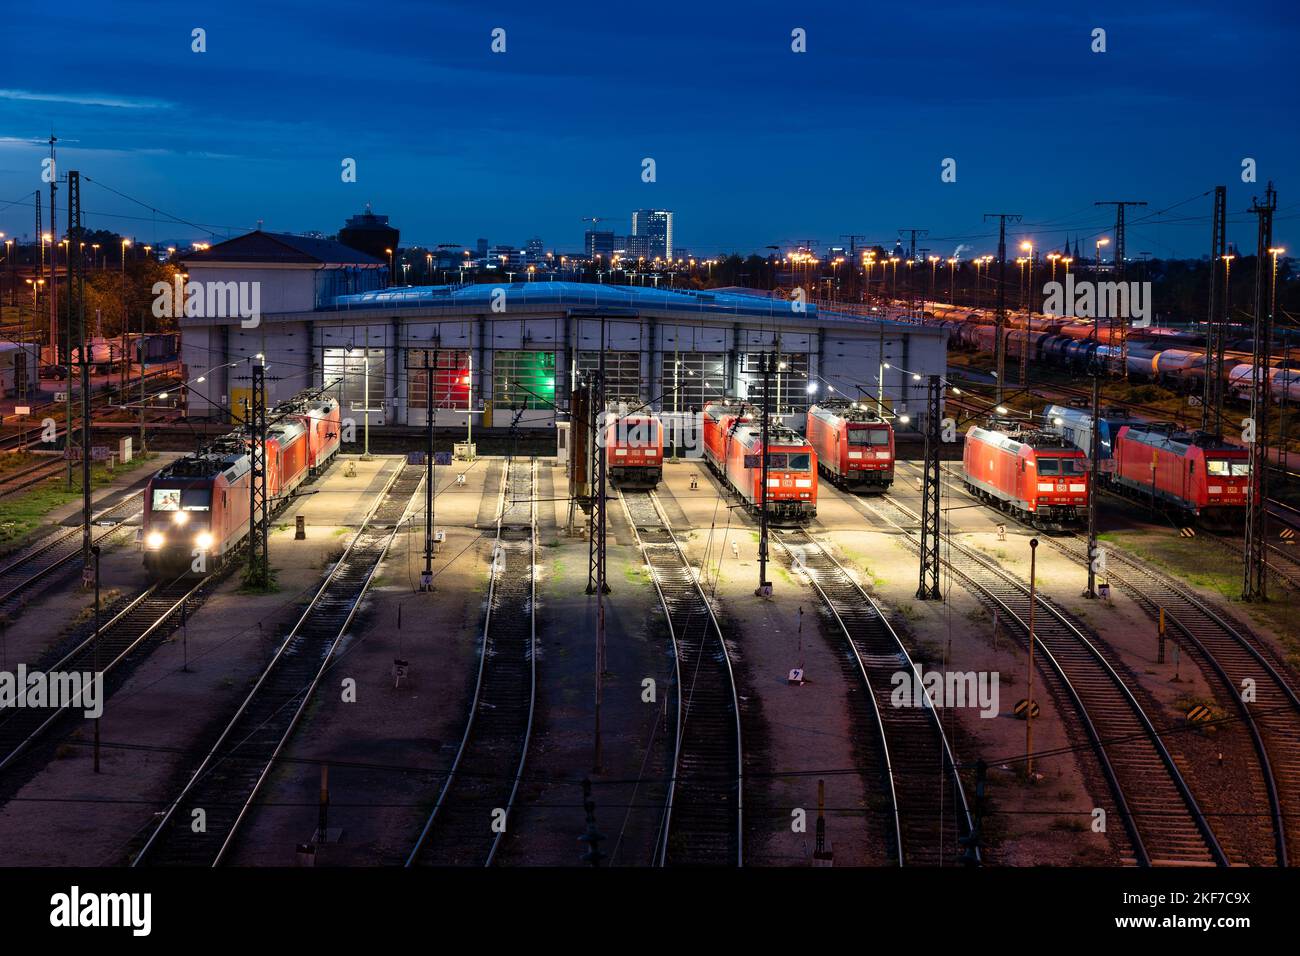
left=703, top=400, right=817, bottom=520
left=962, top=422, right=1090, bottom=530
left=1110, top=423, right=1253, bottom=519
left=142, top=390, right=341, bottom=576
left=805, top=400, right=895, bottom=491
left=604, top=407, right=664, bottom=488
left=932, top=306, right=1300, bottom=404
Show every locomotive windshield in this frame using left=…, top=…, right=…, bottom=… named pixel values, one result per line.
left=1206, top=459, right=1250, bottom=477
left=847, top=426, right=890, bottom=446
left=151, top=488, right=212, bottom=511
left=767, top=452, right=811, bottom=471
left=1036, top=458, right=1086, bottom=476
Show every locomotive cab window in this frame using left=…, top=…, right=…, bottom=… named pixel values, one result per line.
left=152, top=489, right=181, bottom=511
left=848, top=427, right=890, bottom=446
left=153, top=488, right=211, bottom=511
left=1207, top=459, right=1250, bottom=477
left=769, top=452, right=810, bottom=471
left=1037, top=458, right=1085, bottom=476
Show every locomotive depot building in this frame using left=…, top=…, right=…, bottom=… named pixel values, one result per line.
left=177, top=231, right=948, bottom=437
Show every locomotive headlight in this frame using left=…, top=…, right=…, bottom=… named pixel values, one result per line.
left=172, top=511, right=188, bottom=526
left=1037, top=482, right=1055, bottom=492
left=196, top=531, right=214, bottom=550
left=146, top=531, right=164, bottom=550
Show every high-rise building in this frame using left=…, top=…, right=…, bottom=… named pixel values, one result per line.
left=584, top=230, right=616, bottom=260
left=630, top=209, right=673, bottom=260
left=526, top=236, right=545, bottom=263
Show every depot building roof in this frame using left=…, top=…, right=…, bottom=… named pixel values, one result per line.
left=326, top=280, right=936, bottom=332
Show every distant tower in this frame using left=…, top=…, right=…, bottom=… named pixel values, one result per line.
left=338, top=203, right=399, bottom=261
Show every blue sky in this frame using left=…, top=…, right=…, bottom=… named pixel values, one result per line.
left=0, top=0, right=1295, bottom=258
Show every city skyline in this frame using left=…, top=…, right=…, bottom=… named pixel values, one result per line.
left=0, top=2, right=1295, bottom=259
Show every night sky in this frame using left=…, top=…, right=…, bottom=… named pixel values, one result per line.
left=0, top=0, right=1295, bottom=258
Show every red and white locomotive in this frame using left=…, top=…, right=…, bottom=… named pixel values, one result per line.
left=1111, top=424, right=1252, bottom=519
left=805, top=400, right=895, bottom=491
left=701, top=400, right=755, bottom=469
left=962, top=422, right=1089, bottom=530
left=604, top=406, right=664, bottom=488
left=143, top=390, right=340, bottom=576
left=703, top=401, right=817, bottom=520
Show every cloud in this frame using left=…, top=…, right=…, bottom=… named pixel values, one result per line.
left=0, top=88, right=173, bottom=110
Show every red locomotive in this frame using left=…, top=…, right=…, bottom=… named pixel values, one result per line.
left=701, top=400, right=755, bottom=472
left=604, top=407, right=664, bottom=488
left=962, top=422, right=1089, bottom=530
left=805, top=400, right=895, bottom=491
left=715, top=415, right=818, bottom=520
left=274, top=393, right=342, bottom=475
left=143, top=391, right=340, bottom=576
left=1111, top=424, right=1252, bottom=519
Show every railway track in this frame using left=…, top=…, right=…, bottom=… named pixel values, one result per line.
left=0, top=492, right=143, bottom=616
left=897, top=458, right=1296, bottom=863
left=132, top=461, right=424, bottom=867
left=1042, top=534, right=1300, bottom=866
left=770, top=526, right=978, bottom=865
left=407, top=458, right=537, bottom=867
left=0, top=458, right=64, bottom=498
left=617, top=488, right=743, bottom=866
left=850, top=490, right=1228, bottom=866
left=0, top=576, right=205, bottom=775
left=1199, top=528, right=1300, bottom=592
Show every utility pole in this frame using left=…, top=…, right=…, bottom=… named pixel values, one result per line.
left=1243, top=182, right=1276, bottom=601
left=1021, top=251, right=1034, bottom=387
left=419, top=348, right=437, bottom=590
left=984, top=213, right=1021, bottom=404
left=1084, top=370, right=1101, bottom=598
left=68, top=170, right=92, bottom=585
left=585, top=318, right=610, bottom=776
left=898, top=228, right=928, bottom=262
left=1201, top=186, right=1228, bottom=436
left=756, top=352, right=772, bottom=596
left=1025, top=538, right=1039, bottom=777
left=244, top=359, right=270, bottom=588
left=1094, top=201, right=1147, bottom=377
left=585, top=338, right=610, bottom=597
left=917, top=374, right=941, bottom=599
left=839, top=234, right=868, bottom=259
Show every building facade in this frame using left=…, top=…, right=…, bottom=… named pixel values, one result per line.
left=178, top=275, right=947, bottom=435
left=630, top=209, right=673, bottom=260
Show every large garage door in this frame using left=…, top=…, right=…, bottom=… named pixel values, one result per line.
left=659, top=351, right=726, bottom=412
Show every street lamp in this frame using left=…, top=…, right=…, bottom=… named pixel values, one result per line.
left=1095, top=237, right=1109, bottom=270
